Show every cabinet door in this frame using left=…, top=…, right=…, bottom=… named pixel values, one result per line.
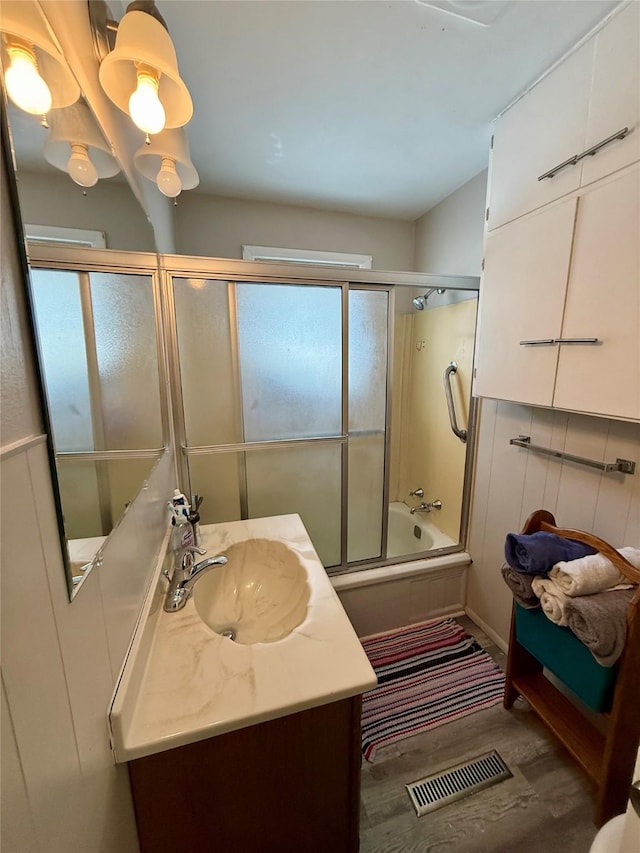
left=474, top=197, right=577, bottom=406
left=488, top=41, right=593, bottom=231
left=581, top=3, right=640, bottom=187
left=554, top=167, right=640, bottom=421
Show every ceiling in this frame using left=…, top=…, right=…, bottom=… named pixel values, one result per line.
left=154, top=0, right=619, bottom=220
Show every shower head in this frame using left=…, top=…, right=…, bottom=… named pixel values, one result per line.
left=412, top=288, right=446, bottom=310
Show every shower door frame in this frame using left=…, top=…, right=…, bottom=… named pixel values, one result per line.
left=160, top=253, right=480, bottom=574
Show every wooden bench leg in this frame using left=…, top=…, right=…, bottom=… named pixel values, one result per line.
left=594, top=621, right=640, bottom=828
left=504, top=604, right=543, bottom=710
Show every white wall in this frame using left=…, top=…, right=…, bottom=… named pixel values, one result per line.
left=413, top=169, right=488, bottom=275
left=1, top=146, right=170, bottom=853
left=16, top=171, right=156, bottom=253
left=174, top=192, right=416, bottom=270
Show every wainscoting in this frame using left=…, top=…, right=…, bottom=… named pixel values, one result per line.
left=467, top=399, right=639, bottom=646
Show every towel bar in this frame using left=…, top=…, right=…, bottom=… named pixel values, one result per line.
left=509, top=436, right=636, bottom=475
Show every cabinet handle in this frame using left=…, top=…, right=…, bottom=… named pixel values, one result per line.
left=519, top=339, right=556, bottom=346
left=537, top=127, right=629, bottom=182
left=538, top=154, right=580, bottom=182
left=576, top=127, right=630, bottom=162
left=555, top=338, right=600, bottom=345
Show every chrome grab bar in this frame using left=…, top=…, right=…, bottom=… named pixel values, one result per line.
left=510, top=435, right=636, bottom=475
left=443, top=362, right=467, bottom=444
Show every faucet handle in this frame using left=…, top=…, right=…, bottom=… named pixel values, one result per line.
left=176, top=544, right=206, bottom=572
left=409, top=488, right=424, bottom=498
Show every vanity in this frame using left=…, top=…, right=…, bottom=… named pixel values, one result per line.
left=109, top=514, right=377, bottom=852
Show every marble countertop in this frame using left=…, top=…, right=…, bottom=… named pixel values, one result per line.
left=109, top=514, right=378, bottom=763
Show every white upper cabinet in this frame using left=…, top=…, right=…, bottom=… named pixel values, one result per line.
left=475, top=5, right=640, bottom=423
left=474, top=198, right=577, bottom=407
left=581, top=2, right=640, bottom=187
left=487, top=41, right=594, bottom=232
left=554, top=167, right=640, bottom=421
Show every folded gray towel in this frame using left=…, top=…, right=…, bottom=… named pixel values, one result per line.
left=500, top=564, right=541, bottom=610
left=564, top=589, right=634, bottom=667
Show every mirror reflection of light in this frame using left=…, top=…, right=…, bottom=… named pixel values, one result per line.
left=157, top=158, right=182, bottom=197
left=67, top=143, right=99, bottom=188
left=186, top=278, right=208, bottom=290
left=5, top=42, right=52, bottom=115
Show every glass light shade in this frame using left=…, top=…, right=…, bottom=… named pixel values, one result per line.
left=134, top=128, right=199, bottom=195
left=99, top=10, right=193, bottom=129
left=4, top=44, right=52, bottom=114
left=128, top=69, right=166, bottom=134
left=156, top=158, right=182, bottom=197
left=67, top=144, right=99, bottom=187
left=0, top=1, right=80, bottom=109
left=44, top=101, right=120, bottom=181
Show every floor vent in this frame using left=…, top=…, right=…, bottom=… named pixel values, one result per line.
left=405, top=750, right=512, bottom=817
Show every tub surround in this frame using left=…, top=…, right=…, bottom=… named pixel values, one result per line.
left=334, top=550, right=471, bottom=637
left=109, top=513, right=377, bottom=763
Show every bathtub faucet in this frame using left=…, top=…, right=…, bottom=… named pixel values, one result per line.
left=410, top=499, right=442, bottom=514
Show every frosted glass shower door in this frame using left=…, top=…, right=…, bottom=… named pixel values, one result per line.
left=237, top=283, right=343, bottom=564
left=236, top=283, right=342, bottom=440
left=174, top=279, right=344, bottom=566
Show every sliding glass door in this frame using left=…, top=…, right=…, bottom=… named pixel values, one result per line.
left=170, top=277, right=389, bottom=569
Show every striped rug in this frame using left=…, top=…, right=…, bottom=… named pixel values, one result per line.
left=361, top=618, right=505, bottom=761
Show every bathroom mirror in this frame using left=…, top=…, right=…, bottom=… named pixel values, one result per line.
left=1, top=3, right=167, bottom=597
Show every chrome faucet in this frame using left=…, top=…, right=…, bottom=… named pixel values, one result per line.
left=164, top=545, right=228, bottom=612
left=410, top=499, right=443, bottom=514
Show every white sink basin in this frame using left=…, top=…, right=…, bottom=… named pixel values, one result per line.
left=192, top=538, right=310, bottom=644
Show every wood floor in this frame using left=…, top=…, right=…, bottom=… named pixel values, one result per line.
left=359, top=616, right=599, bottom=853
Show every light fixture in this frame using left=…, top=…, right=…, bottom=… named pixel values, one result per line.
left=44, top=100, right=120, bottom=188
left=0, top=0, right=80, bottom=114
left=98, top=2, right=193, bottom=136
left=133, top=127, right=199, bottom=197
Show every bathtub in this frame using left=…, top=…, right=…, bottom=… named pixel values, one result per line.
left=332, top=503, right=470, bottom=637
left=386, top=501, right=456, bottom=558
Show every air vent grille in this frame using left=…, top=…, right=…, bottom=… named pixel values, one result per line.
left=406, top=749, right=512, bottom=816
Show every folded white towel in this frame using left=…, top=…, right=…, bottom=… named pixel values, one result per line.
left=531, top=577, right=570, bottom=626
left=549, top=547, right=640, bottom=597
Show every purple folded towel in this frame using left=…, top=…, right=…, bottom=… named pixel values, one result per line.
left=504, top=531, right=597, bottom=575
